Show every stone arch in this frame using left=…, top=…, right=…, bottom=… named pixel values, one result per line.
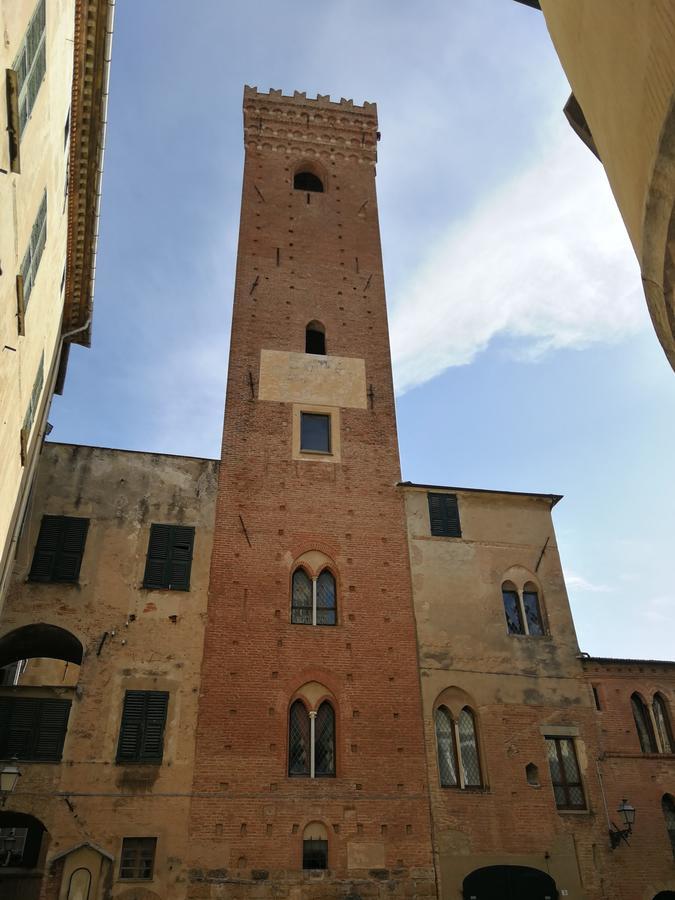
left=463, top=865, right=558, bottom=899
left=0, top=623, right=83, bottom=668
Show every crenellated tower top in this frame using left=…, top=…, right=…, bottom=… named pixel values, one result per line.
left=243, top=85, right=379, bottom=164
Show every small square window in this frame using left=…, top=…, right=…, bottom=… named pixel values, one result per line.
left=300, top=413, right=331, bottom=453
left=119, top=837, right=156, bottom=880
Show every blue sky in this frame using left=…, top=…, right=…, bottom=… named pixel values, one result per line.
left=52, top=0, right=675, bottom=659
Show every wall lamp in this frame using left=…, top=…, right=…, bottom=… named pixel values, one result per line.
left=609, top=798, right=636, bottom=849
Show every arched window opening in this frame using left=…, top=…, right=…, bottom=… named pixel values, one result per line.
left=502, top=584, right=523, bottom=635
left=291, top=567, right=337, bottom=626
left=302, top=822, right=328, bottom=869
left=458, top=707, right=482, bottom=787
left=305, top=321, right=326, bottom=355
left=289, top=700, right=310, bottom=776
left=316, top=570, right=337, bottom=625
left=435, top=706, right=457, bottom=787
left=315, top=701, right=335, bottom=777
left=662, top=795, right=675, bottom=858
left=525, top=762, right=540, bottom=787
left=0, top=811, right=46, bottom=869
left=502, top=582, right=545, bottom=637
left=294, top=170, right=324, bottom=193
left=522, top=583, right=544, bottom=636
left=291, top=569, right=312, bottom=625
left=288, top=698, right=335, bottom=779
left=0, top=623, right=83, bottom=688
left=631, top=693, right=657, bottom=753
left=653, top=694, right=673, bottom=754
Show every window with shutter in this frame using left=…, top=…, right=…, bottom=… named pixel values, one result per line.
left=20, top=190, right=47, bottom=309
left=28, top=515, right=89, bottom=583
left=13, top=0, right=46, bottom=139
left=143, top=524, right=195, bottom=591
left=427, top=492, right=462, bottom=537
left=116, top=691, right=169, bottom=764
left=0, top=696, right=70, bottom=761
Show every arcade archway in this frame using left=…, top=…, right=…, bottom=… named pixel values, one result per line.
left=463, top=865, right=558, bottom=900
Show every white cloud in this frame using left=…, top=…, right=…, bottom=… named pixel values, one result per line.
left=389, top=122, right=646, bottom=394
left=566, top=573, right=612, bottom=594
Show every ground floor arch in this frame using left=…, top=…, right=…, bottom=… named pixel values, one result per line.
left=463, top=864, right=558, bottom=900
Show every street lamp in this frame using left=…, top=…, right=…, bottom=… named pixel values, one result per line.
left=609, top=798, right=636, bottom=849
left=0, top=763, right=21, bottom=796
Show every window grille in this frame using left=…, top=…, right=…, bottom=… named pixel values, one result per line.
left=435, top=705, right=482, bottom=789
left=13, top=0, right=46, bottom=137
left=143, top=524, right=195, bottom=591
left=502, top=588, right=523, bottom=635
left=116, top=691, right=169, bottom=764
left=653, top=695, right=673, bottom=754
left=314, top=702, right=335, bottom=777
left=631, top=693, right=657, bottom=753
left=20, top=191, right=47, bottom=309
left=28, top=514, right=89, bottom=583
left=522, top=590, right=544, bottom=635
left=434, top=706, right=458, bottom=787
left=545, top=736, right=585, bottom=809
left=0, top=696, right=71, bottom=761
left=303, top=839, right=328, bottom=869
left=427, top=493, right=461, bottom=537
left=458, top=708, right=482, bottom=787
left=291, top=567, right=336, bottom=626
left=119, top=837, right=156, bottom=880
left=288, top=700, right=310, bottom=776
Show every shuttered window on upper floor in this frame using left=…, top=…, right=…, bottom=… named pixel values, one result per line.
left=20, top=190, right=47, bottom=310
left=427, top=492, right=462, bottom=537
left=13, top=0, right=47, bottom=137
left=28, top=515, right=89, bottom=583
left=142, top=524, right=195, bottom=591
left=0, top=696, right=71, bottom=761
left=116, top=690, right=169, bottom=764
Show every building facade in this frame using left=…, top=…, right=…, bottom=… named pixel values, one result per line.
left=0, top=87, right=673, bottom=900
left=514, top=0, right=675, bottom=374
left=0, top=0, right=113, bottom=612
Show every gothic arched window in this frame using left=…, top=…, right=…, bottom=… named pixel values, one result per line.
left=288, top=699, right=335, bottom=778
left=502, top=581, right=545, bottom=636
left=435, top=705, right=482, bottom=789
left=653, top=694, right=673, bottom=754
left=291, top=567, right=336, bottom=626
left=662, top=794, right=675, bottom=858
left=631, top=693, right=657, bottom=753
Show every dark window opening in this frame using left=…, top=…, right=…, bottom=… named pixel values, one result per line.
left=291, top=568, right=312, bottom=625
left=427, top=492, right=461, bottom=537
left=28, top=515, right=89, bottom=583
left=0, top=812, right=46, bottom=869
left=0, top=696, right=71, bottom=761
left=653, top=694, right=673, bottom=753
left=525, top=762, right=540, bottom=786
left=631, top=693, right=657, bottom=753
left=305, top=323, right=326, bottom=355
left=294, top=171, right=323, bottom=193
left=300, top=413, right=331, bottom=453
left=316, top=570, right=337, bottom=626
left=303, top=839, right=328, bottom=869
left=289, top=700, right=310, bottom=776
left=116, top=690, right=169, bottom=764
left=502, top=588, right=524, bottom=635
left=119, top=837, right=156, bottom=880
left=143, top=524, right=195, bottom=591
left=663, top=794, right=675, bottom=858
left=522, top=589, right=544, bottom=635
left=592, top=685, right=602, bottom=711
left=315, top=701, right=336, bottom=777
left=545, top=736, right=585, bottom=810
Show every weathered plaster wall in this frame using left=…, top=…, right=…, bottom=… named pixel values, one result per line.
left=1, top=442, right=218, bottom=899
left=404, top=486, right=612, bottom=899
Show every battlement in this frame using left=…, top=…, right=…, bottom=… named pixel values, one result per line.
left=244, top=85, right=378, bottom=120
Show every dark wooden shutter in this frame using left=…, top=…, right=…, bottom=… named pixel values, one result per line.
left=143, top=524, right=194, bottom=591
left=28, top=515, right=89, bottom=582
left=0, top=697, right=70, bottom=760
left=117, top=691, right=168, bottom=763
left=54, top=517, right=89, bottom=581
left=140, top=692, right=169, bottom=761
left=427, top=493, right=461, bottom=537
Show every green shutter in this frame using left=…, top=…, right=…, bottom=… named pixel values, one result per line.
left=117, top=690, right=169, bottom=764
left=28, top=515, right=89, bottom=583
left=0, top=697, right=70, bottom=760
left=427, top=493, right=461, bottom=537
left=143, top=524, right=194, bottom=591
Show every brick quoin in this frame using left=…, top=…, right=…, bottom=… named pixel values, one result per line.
left=186, top=87, right=436, bottom=898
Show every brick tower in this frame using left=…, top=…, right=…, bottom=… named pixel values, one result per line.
left=187, top=87, right=436, bottom=898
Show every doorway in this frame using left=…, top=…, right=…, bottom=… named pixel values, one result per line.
left=463, top=865, right=558, bottom=900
